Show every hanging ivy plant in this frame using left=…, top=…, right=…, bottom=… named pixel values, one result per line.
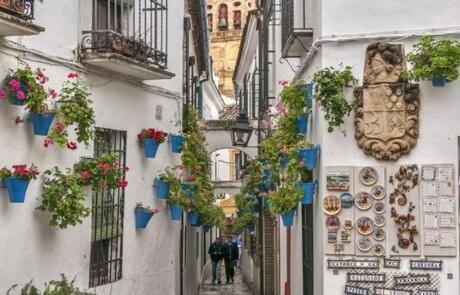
left=406, top=36, right=460, bottom=84
left=312, top=66, right=357, bottom=133
left=47, top=73, right=95, bottom=150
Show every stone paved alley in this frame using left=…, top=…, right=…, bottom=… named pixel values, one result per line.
left=199, top=267, right=253, bottom=295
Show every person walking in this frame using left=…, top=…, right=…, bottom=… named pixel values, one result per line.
left=208, top=236, right=223, bottom=285
left=223, top=236, right=239, bottom=283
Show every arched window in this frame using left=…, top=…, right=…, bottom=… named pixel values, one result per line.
left=218, top=4, right=228, bottom=28
left=208, top=13, right=213, bottom=32
left=233, top=10, right=241, bottom=28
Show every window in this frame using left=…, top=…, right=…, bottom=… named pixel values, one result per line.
left=233, top=10, right=241, bottom=29
left=218, top=4, right=228, bottom=29
left=208, top=13, right=213, bottom=32
left=94, top=0, right=124, bottom=32
left=302, top=204, right=314, bottom=295
left=89, top=128, right=127, bottom=288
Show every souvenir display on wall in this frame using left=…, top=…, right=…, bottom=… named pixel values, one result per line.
left=324, top=167, right=356, bottom=255
left=355, top=166, right=386, bottom=256
left=420, top=164, right=457, bottom=256
left=386, top=165, right=421, bottom=256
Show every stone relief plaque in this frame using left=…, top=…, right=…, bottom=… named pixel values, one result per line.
left=383, top=258, right=401, bottom=269
left=345, top=285, right=370, bottom=295
left=394, top=274, right=430, bottom=286
left=374, top=287, right=412, bottom=295
left=327, top=259, right=379, bottom=269
left=347, top=272, right=386, bottom=283
left=410, top=259, right=442, bottom=271
left=355, top=42, right=419, bottom=161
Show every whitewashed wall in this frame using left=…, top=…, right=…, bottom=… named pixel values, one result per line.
left=0, top=0, right=193, bottom=294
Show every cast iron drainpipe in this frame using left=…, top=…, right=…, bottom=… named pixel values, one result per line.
left=285, top=227, right=291, bottom=295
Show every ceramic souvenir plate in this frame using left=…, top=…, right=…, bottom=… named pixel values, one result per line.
left=373, top=201, right=385, bottom=214
left=371, top=185, right=385, bottom=200
left=323, top=195, right=342, bottom=215
left=326, top=216, right=340, bottom=231
left=359, top=167, right=378, bottom=186
left=374, top=215, right=385, bottom=227
left=373, top=228, right=385, bottom=241
left=372, top=244, right=385, bottom=256
left=355, top=192, right=373, bottom=210
left=358, top=237, right=372, bottom=252
left=357, top=216, right=374, bottom=236
left=343, top=218, right=354, bottom=230
left=340, top=192, right=354, bottom=209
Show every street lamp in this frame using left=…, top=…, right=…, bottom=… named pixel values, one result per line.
left=231, top=112, right=253, bottom=147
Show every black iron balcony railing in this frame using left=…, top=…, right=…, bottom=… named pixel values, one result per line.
left=81, top=0, right=168, bottom=69
left=0, top=0, right=35, bottom=20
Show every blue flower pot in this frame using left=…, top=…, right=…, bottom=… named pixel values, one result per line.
left=264, top=181, right=274, bottom=191
left=279, top=155, right=289, bottom=169
left=251, top=203, right=259, bottom=213
left=298, top=146, right=320, bottom=170
left=31, top=112, right=55, bottom=136
left=181, top=183, right=194, bottom=198
left=189, top=210, right=200, bottom=226
left=169, top=203, right=183, bottom=221
left=246, top=223, right=255, bottom=232
left=297, top=181, right=317, bottom=205
left=281, top=210, right=295, bottom=227
left=143, top=138, right=160, bottom=158
left=306, top=83, right=314, bottom=108
left=4, top=177, right=29, bottom=203
left=135, top=208, right=153, bottom=229
left=154, top=178, right=170, bottom=200
left=432, top=77, right=447, bottom=87
left=204, top=224, right=211, bottom=232
left=258, top=184, right=267, bottom=193
left=296, top=113, right=309, bottom=134
left=264, top=197, right=270, bottom=209
left=170, top=134, right=185, bottom=153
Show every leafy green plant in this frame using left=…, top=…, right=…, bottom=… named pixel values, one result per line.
left=47, top=73, right=95, bottom=149
left=269, top=184, right=302, bottom=214
left=8, top=274, right=95, bottom=295
left=312, top=66, right=357, bottom=133
left=406, top=36, right=460, bottom=83
left=0, top=164, right=40, bottom=180
left=233, top=193, right=257, bottom=232
left=37, top=167, right=90, bottom=229
left=136, top=202, right=161, bottom=213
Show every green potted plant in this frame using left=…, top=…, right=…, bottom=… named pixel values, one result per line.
left=137, top=128, right=168, bottom=158
left=406, top=36, right=460, bottom=87
left=269, top=184, right=302, bottom=227
left=1, top=164, right=39, bottom=203
left=155, top=167, right=177, bottom=199
left=9, top=274, right=96, bottom=295
left=37, top=167, right=90, bottom=229
left=312, top=66, right=357, bottom=133
left=47, top=72, right=95, bottom=150
left=135, top=202, right=161, bottom=229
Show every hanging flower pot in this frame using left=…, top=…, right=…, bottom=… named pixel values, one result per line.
left=263, top=197, right=270, bottom=209
left=296, top=113, right=309, bottom=134
left=264, top=180, right=275, bottom=191
left=204, top=224, right=211, bottom=232
left=246, top=223, right=255, bottom=232
left=251, top=203, right=259, bottom=213
left=189, top=210, right=200, bottom=226
left=432, top=77, right=447, bottom=87
left=280, top=210, right=296, bottom=227
left=305, top=83, right=314, bottom=108
left=169, top=203, right=183, bottom=221
left=154, top=178, right=170, bottom=200
left=143, top=138, right=160, bottom=158
left=8, top=81, right=27, bottom=106
left=4, top=177, right=30, bottom=203
left=298, top=145, right=320, bottom=170
left=279, top=154, right=289, bottom=169
left=135, top=207, right=153, bottom=229
left=258, top=184, right=267, bottom=193
left=296, top=180, right=318, bottom=205
left=31, top=112, right=55, bottom=136
left=181, top=183, right=194, bottom=198
left=170, top=134, right=185, bottom=153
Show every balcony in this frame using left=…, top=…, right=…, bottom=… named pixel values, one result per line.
left=281, top=0, right=313, bottom=58
left=0, top=0, right=44, bottom=37
left=80, top=0, right=174, bottom=81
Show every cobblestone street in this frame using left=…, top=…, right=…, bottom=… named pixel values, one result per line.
left=199, top=267, right=253, bottom=295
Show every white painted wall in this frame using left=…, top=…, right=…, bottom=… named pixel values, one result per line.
left=0, top=1, right=196, bottom=294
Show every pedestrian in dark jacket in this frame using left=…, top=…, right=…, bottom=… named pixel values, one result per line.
left=208, top=237, right=223, bottom=284
left=223, top=236, right=239, bottom=283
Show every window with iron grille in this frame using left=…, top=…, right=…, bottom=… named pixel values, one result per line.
left=302, top=204, right=314, bottom=295
left=89, top=128, right=127, bottom=288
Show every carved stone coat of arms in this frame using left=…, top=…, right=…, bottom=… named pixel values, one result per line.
left=354, top=43, right=419, bottom=161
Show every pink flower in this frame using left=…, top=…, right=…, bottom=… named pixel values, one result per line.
left=123, top=166, right=130, bottom=172
left=66, top=142, right=78, bottom=150
left=152, top=208, right=161, bottom=214
left=100, top=181, right=108, bottom=189
left=0, top=89, right=6, bottom=99
left=9, top=79, right=20, bottom=91
left=14, top=116, right=24, bottom=124
left=99, top=163, right=111, bottom=172
left=278, top=80, right=289, bottom=86
left=43, top=139, right=54, bottom=148
left=118, top=178, right=128, bottom=188
left=48, top=88, right=57, bottom=99
left=187, top=174, right=196, bottom=182
left=16, top=90, right=26, bottom=100
left=178, top=164, right=185, bottom=170
left=79, top=171, right=91, bottom=179
left=67, top=72, right=78, bottom=79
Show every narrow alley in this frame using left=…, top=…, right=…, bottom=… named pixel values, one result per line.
left=200, top=267, right=253, bottom=295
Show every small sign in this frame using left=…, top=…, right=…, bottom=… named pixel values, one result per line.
left=417, top=290, right=438, bottom=295
left=347, top=272, right=385, bottom=283
left=345, top=285, right=369, bottom=295
left=384, top=258, right=401, bottom=269
left=155, top=105, right=162, bottom=121
left=374, top=287, right=412, bottom=295
left=327, top=259, right=379, bottom=269
left=410, top=259, right=442, bottom=271
left=394, top=274, right=430, bottom=286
